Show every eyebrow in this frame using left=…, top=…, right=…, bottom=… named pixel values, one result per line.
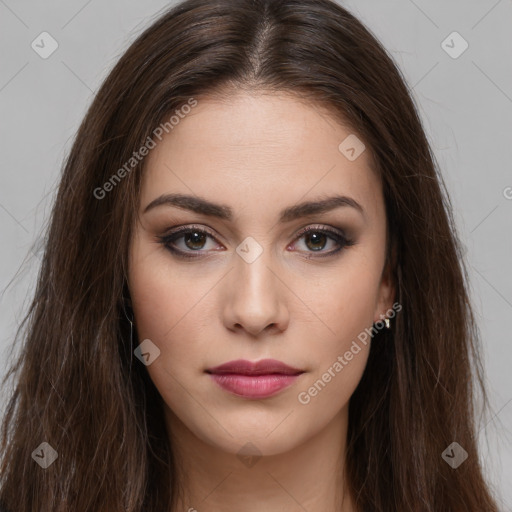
left=143, top=192, right=365, bottom=222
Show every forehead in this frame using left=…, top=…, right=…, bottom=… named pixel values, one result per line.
left=140, top=92, right=383, bottom=221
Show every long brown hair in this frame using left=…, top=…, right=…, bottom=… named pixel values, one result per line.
left=0, top=0, right=500, bottom=510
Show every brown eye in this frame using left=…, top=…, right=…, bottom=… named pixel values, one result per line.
left=304, top=231, right=328, bottom=251
left=157, top=225, right=222, bottom=259
left=183, top=230, right=208, bottom=250
left=292, top=225, right=354, bottom=258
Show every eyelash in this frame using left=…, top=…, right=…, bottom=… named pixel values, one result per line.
left=156, top=224, right=355, bottom=260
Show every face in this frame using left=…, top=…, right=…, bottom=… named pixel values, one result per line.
left=128, top=91, right=394, bottom=457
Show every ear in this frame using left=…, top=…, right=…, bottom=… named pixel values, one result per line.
left=374, top=257, right=396, bottom=324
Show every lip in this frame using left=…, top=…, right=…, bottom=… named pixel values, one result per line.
left=206, top=358, right=303, bottom=376
left=205, top=359, right=305, bottom=399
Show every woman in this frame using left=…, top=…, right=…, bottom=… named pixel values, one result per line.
left=0, top=0, right=501, bottom=510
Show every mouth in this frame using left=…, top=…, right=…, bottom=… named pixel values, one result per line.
left=205, top=359, right=305, bottom=399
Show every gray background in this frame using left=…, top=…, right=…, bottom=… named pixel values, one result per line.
left=0, top=0, right=511, bottom=509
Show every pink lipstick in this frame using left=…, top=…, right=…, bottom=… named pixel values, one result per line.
left=205, top=359, right=304, bottom=399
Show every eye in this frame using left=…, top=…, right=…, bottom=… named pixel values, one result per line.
left=157, top=224, right=354, bottom=260
left=290, top=225, right=354, bottom=258
left=157, top=225, right=222, bottom=259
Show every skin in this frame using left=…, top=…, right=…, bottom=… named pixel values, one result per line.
left=128, top=91, right=395, bottom=512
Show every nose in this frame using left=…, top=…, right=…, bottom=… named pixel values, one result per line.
left=222, top=250, right=290, bottom=337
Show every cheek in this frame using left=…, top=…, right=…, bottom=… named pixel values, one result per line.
left=295, top=273, right=375, bottom=414
left=128, top=239, right=213, bottom=372
left=307, top=258, right=383, bottom=346
left=128, top=257, right=214, bottom=418
left=295, top=254, right=381, bottom=404
left=296, top=344, right=370, bottom=423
